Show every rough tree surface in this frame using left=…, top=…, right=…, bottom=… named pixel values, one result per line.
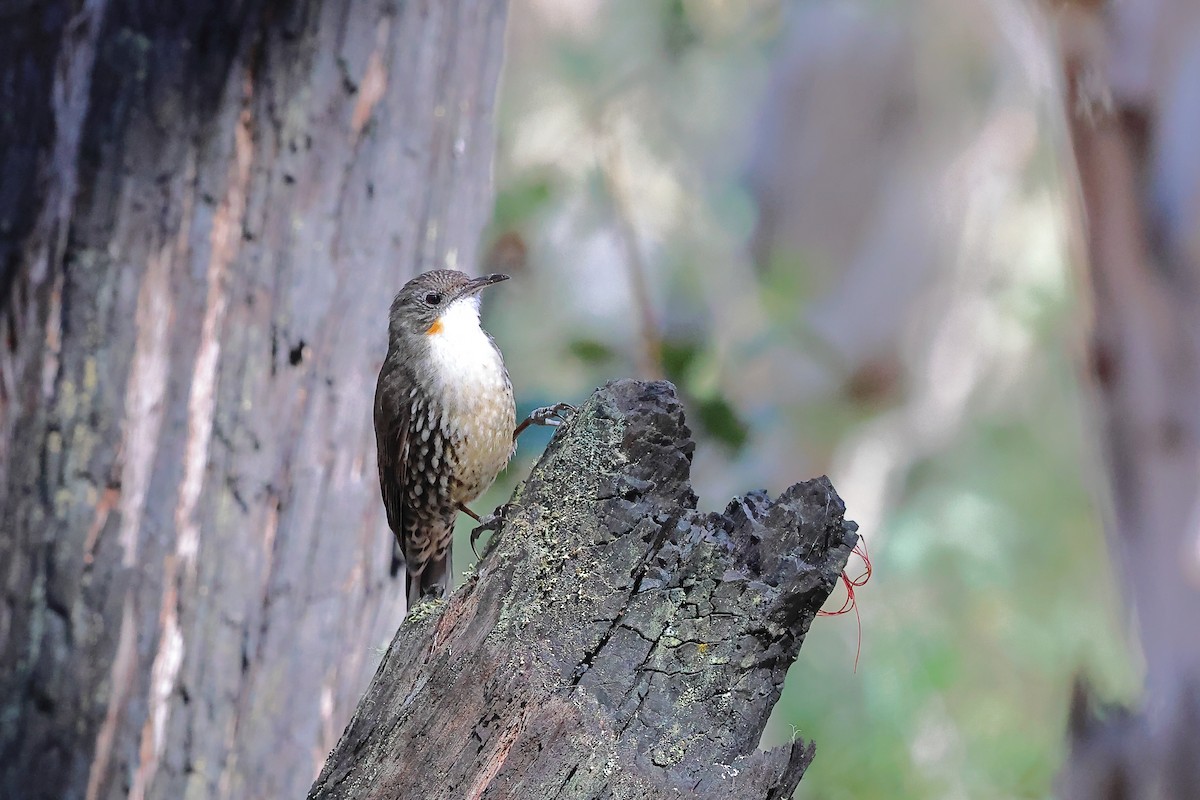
left=308, top=380, right=858, bottom=800
left=0, top=2, right=507, bottom=799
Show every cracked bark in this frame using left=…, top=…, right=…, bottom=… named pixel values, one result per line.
left=308, top=380, right=858, bottom=800
left=0, top=2, right=507, bottom=799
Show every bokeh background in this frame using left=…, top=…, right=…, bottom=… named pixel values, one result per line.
left=468, top=1, right=1137, bottom=797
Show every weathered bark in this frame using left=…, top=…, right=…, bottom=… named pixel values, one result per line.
left=0, top=2, right=507, bottom=799
left=308, top=380, right=858, bottom=800
left=1056, top=1, right=1200, bottom=797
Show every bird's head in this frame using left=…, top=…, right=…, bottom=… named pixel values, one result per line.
left=387, top=269, right=509, bottom=341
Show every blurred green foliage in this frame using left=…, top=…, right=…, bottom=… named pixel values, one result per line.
left=493, top=174, right=556, bottom=230
left=567, top=337, right=618, bottom=366
left=787, top=373, right=1135, bottom=799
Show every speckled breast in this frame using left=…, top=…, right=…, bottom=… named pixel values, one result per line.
left=443, top=376, right=515, bottom=503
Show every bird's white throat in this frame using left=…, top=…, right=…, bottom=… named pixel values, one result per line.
left=425, top=295, right=504, bottom=393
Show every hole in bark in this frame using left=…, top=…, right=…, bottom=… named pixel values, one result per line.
left=289, top=341, right=306, bottom=366
left=30, top=684, right=55, bottom=713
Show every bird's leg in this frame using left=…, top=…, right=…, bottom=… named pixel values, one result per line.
left=469, top=403, right=575, bottom=557
left=513, top=402, right=577, bottom=440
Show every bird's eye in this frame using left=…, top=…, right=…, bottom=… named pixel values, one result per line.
left=423, top=292, right=443, bottom=306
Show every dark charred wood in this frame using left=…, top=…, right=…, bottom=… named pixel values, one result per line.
left=309, top=380, right=858, bottom=800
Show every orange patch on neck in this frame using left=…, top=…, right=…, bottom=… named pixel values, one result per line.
left=425, top=318, right=443, bottom=336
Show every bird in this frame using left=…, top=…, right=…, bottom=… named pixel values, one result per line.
left=373, top=269, right=570, bottom=613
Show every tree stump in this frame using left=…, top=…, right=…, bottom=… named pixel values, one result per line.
left=308, top=380, right=858, bottom=800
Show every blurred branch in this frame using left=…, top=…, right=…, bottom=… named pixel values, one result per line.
left=599, top=129, right=665, bottom=379
left=1057, top=2, right=1200, bottom=797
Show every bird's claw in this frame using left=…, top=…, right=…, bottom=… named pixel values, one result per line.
left=513, top=402, right=577, bottom=441
left=469, top=508, right=505, bottom=557
left=528, top=402, right=576, bottom=428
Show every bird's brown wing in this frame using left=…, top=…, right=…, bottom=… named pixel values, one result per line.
left=374, top=371, right=409, bottom=571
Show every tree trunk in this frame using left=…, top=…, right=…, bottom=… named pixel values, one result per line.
left=0, top=2, right=507, bottom=799
left=307, top=380, right=858, bottom=800
left=1057, top=1, right=1200, bottom=797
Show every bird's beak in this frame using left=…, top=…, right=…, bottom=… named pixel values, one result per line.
left=426, top=273, right=509, bottom=335
left=457, top=273, right=509, bottom=299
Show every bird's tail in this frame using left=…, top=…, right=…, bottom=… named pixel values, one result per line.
left=403, top=543, right=452, bottom=615
left=390, top=539, right=405, bottom=578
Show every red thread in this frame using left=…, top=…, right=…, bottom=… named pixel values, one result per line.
left=818, top=538, right=872, bottom=671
